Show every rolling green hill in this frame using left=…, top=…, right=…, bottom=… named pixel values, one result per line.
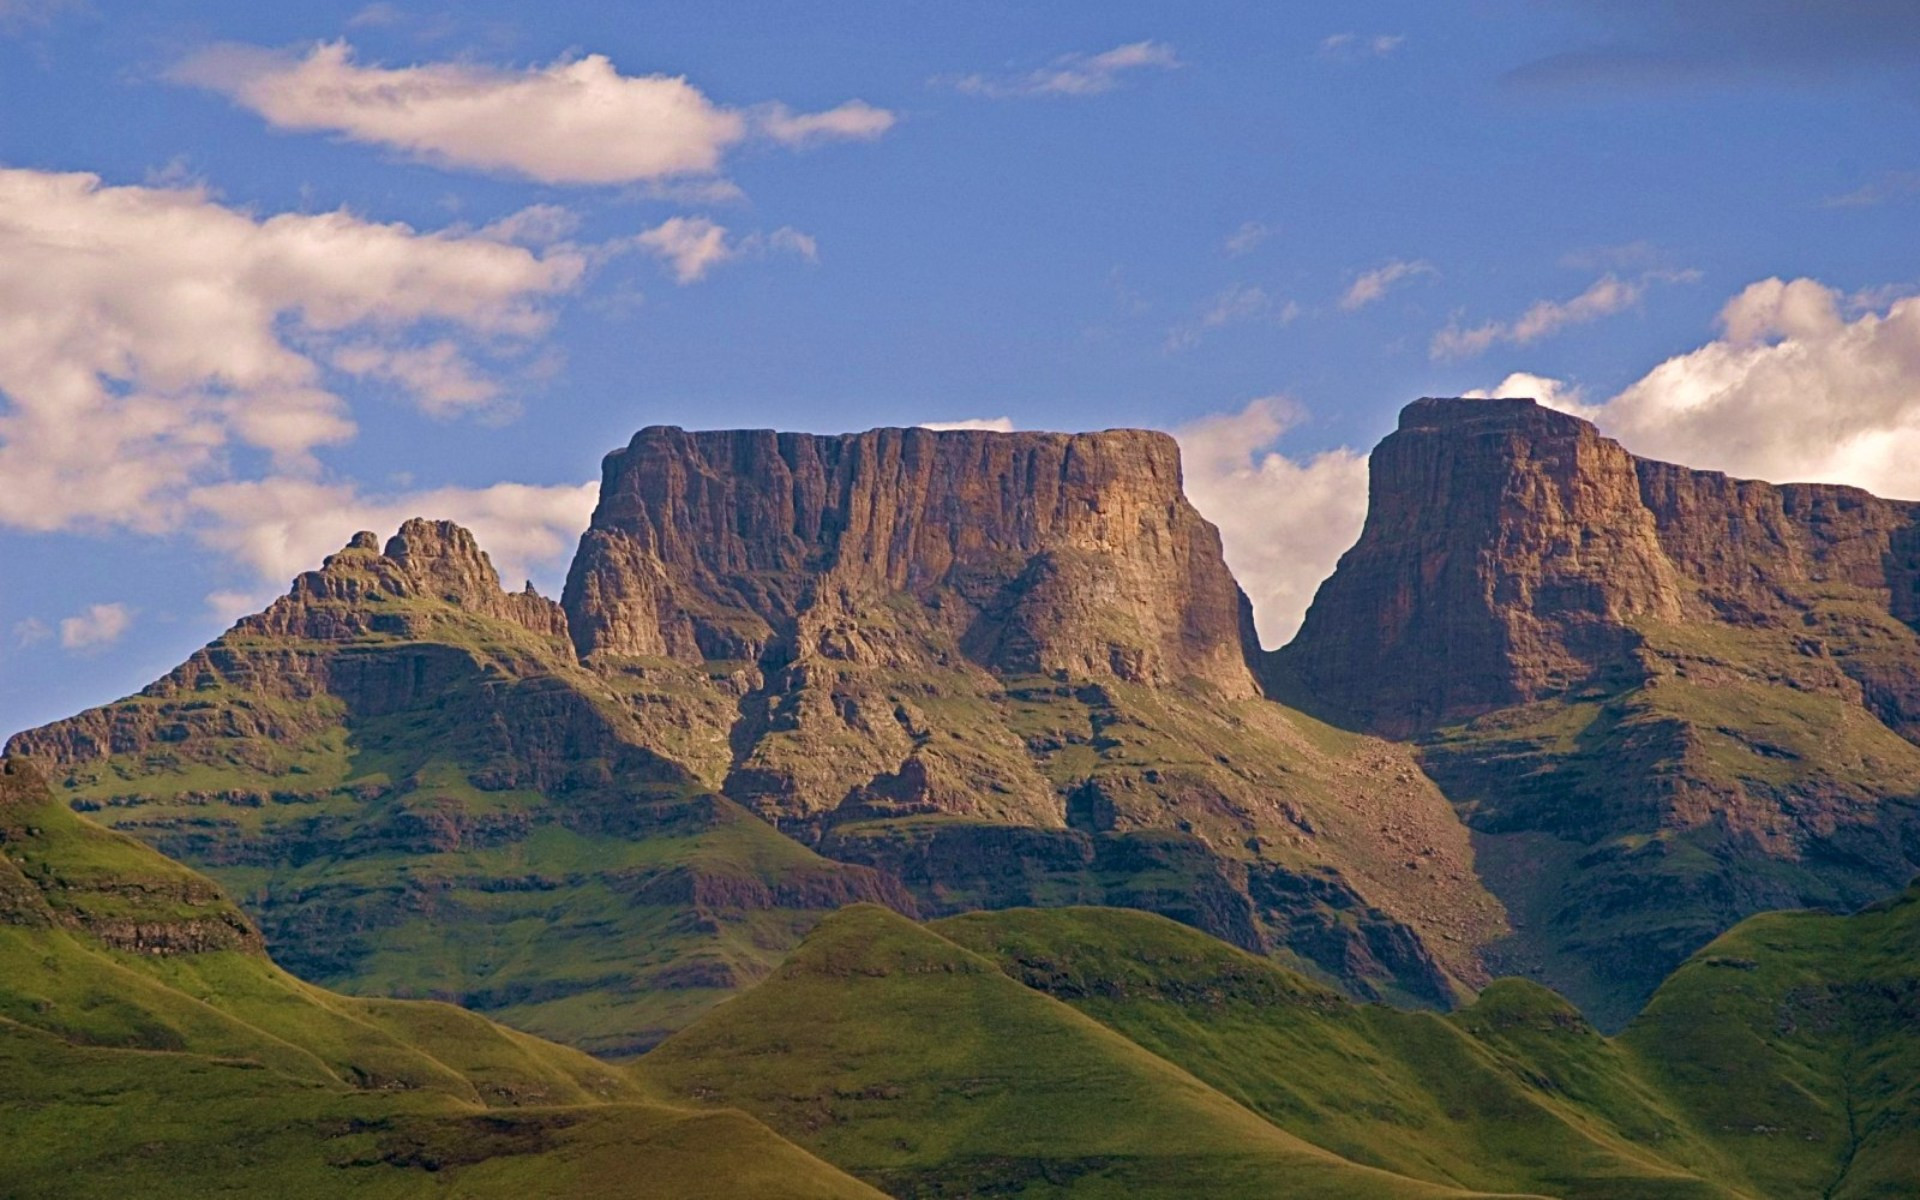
left=640, top=891, right=1920, bottom=1199
left=0, top=757, right=883, bottom=1199
left=637, top=903, right=1525, bottom=1198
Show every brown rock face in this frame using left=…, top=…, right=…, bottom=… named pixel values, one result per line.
left=1274, top=398, right=1686, bottom=733
left=1275, top=396, right=1920, bottom=1026
left=1277, top=397, right=1920, bottom=734
left=244, top=518, right=570, bottom=644
left=563, top=426, right=1257, bottom=696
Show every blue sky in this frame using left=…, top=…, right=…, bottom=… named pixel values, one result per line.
left=3, top=0, right=1919, bottom=737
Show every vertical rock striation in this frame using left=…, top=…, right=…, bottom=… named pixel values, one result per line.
left=563, top=426, right=1259, bottom=695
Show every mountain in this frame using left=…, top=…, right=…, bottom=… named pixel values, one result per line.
left=638, top=890, right=1920, bottom=1199
left=13, top=408, right=1920, bottom=1046
left=559, top=425, right=1506, bottom=1004
left=5, top=520, right=911, bottom=1056
left=9, top=427, right=1514, bottom=1044
left=1274, top=397, right=1920, bottom=1026
left=0, top=757, right=883, bottom=1199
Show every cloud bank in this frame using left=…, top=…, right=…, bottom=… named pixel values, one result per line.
left=0, top=166, right=600, bottom=609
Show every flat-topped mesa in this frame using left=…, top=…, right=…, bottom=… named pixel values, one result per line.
left=1275, top=398, right=1683, bottom=733
left=1277, top=396, right=1920, bottom=734
left=249, top=518, right=568, bottom=642
left=563, top=425, right=1259, bottom=696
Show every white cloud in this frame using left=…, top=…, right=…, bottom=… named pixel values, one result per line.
left=1319, top=33, right=1405, bottom=60
left=58, top=603, right=132, bottom=651
left=174, top=41, right=893, bottom=186
left=190, top=478, right=599, bottom=611
left=951, top=40, right=1181, bottom=98
left=478, top=203, right=581, bottom=246
left=1431, top=269, right=1699, bottom=359
left=1463, top=371, right=1590, bottom=414
left=11, top=617, right=50, bottom=647
left=0, top=167, right=583, bottom=535
left=757, top=100, right=895, bottom=146
left=1486, top=278, right=1920, bottom=500
left=1223, top=221, right=1272, bottom=257
left=631, top=217, right=820, bottom=284
left=329, top=339, right=503, bottom=417
left=1165, top=284, right=1299, bottom=351
left=767, top=226, right=819, bottom=263
left=344, top=2, right=402, bottom=28
left=1340, top=258, right=1436, bottom=310
left=1175, top=398, right=1369, bottom=647
left=919, top=417, right=1015, bottom=432
left=634, top=216, right=733, bottom=284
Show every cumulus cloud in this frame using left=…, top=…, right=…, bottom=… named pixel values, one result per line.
left=174, top=41, right=893, bottom=185
left=58, top=603, right=132, bottom=651
left=918, top=417, right=1014, bottom=432
left=635, top=216, right=733, bottom=284
left=0, top=167, right=583, bottom=535
left=1340, top=259, right=1435, bottom=310
left=950, top=41, right=1181, bottom=98
left=1431, top=269, right=1699, bottom=359
left=1175, top=398, right=1370, bottom=646
left=1476, top=278, right=1920, bottom=501
left=630, top=216, right=818, bottom=284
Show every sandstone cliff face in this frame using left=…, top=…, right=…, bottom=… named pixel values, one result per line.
left=1276, top=396, right=1920, bottom=1026
left=12, top=431, right=1507, bottom=1024
left=1279, top=397, right=1920, bottom=734
left=550, top=425, right=1502, bottom=1006
left=1275, top=398, right=1685, bottom=733
left=564, top=426, right=1257, bottom=696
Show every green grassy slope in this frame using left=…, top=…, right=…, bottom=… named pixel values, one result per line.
left=0, top=758, right=883, bottom=1200
left=637, top=904, right=1523, bottom=1199
left=936, top=906, right=1743, bottom=1200
left=1621, top=883, right=1920, bottom=1199
left=1418, top=618, right=1920, bottom=1031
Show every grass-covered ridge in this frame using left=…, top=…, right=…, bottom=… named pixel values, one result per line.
left=638, top=894, right=1920, bottom=1198
left=0, top=757, right=883, bottom=1199
left=636, top=903, right=1502, bottom=1198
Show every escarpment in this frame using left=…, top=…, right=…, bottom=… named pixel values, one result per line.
left=1277, top=396, right=1920, bottom=735
left=1277, top=396, right=1920, bottom=1026
left=562, top=425, right=1259, bottom=694
left=24, top=402, right=1920, bottom=1041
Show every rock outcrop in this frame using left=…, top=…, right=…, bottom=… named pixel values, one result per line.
left=563, top=426, right=1258, bottom=695
left=1278, top=396, right=1920, bottom=734
left=1276, top=396, right=1920, bottom=1026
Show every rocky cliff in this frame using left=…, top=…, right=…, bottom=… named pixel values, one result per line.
left=5, top=522, right=912, bottom=1056
left=1278, top=396, right=1920, bottom=734
left=10, top=429, right=1512, bottom=1028
left=559, top=425, right=1504, bottom=1005
left=564, top=425, right=1258, bottom=693
left=1276, top=396, right=1920, bottom=1025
